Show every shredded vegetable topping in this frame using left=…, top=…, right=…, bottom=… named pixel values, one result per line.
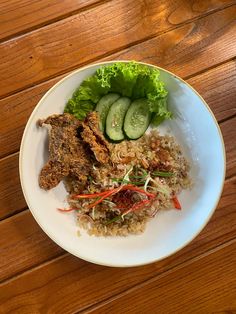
left=58, top=130, right=191, bottom=236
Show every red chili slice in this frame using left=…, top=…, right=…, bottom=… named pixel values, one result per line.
left=172, top=196, right=181, bottom=210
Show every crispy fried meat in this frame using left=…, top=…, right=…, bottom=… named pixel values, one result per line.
left=38, top=113, right=91, bottom=191
left=81, top=112, right=110, bottom=164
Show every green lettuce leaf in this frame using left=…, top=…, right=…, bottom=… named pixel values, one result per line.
left=64, top=61, right=172, bottom=121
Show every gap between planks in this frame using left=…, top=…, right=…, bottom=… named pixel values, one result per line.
left=218, top=112, right=236, bottom=124
left=0, top=30, right=235, bottom=112
left=0, top=54, right=235, bottom=117
left=0, top=0, right=111, bottom=44
left=0, top=206, right=28, bottom=222
left=80, top=238, right=236, bottom=314
left=0, top=55, right=233, bottom=109
left=184, top=56, right=236, bottom=81
left=0, top=2, right=235, bottom=101
left=1, top=0, right=234, bottom=46
left=0, top=252, right=69, bottom=286
left=0, top=150, right=19, bottom=163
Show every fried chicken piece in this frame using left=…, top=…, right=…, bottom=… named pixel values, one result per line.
left=38, top=113, right=91, bottom=191
left=39, top=160, right=69, bottom=190
left=81, top=112, right=110, bottom=164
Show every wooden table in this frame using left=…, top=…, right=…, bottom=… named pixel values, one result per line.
left=0, top=1, right=236, bottom=312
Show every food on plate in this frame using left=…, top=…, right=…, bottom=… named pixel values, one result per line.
left=81, top=112, right=111, bottom=164
left=64, top=62, right=172, bottom=132
left=39, top=112, right=110, bottom=192
left=39, top=113, right=191, bottom=236
left=38, top=113, right=91, bottom=191
left=124, top=98, right=152, bottom=139
left=38, top=62, right=191, bottom=236
left=95, top=93, right=120, bottom=132
left=106, top=96, right=131, bottom=141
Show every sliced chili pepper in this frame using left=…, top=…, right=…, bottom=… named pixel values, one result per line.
left=172, top=196, right=181, bottom=210
left=122, top=199, right=151, bottom=217
left=73, top=185, right=156, bottom=210
left=73, top=184, right=155, bottom=200
left=87, top=185, right=131, bottom=208
left=105, top=200, right=151, bottom=225
left=121, top=185, right=155, bottom=198
left=72, top=190, right=112, bottom=199
left=87, top=186, right=123, bottom=209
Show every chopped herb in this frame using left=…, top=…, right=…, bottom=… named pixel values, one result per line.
left=140, top=169, right=148, bottom=176
left=152, top=171, right=173, bottom=177
left=105, top=215, right=122, bottom=225
left=88, top=175, right=93, bottom=183
left=111, top=178, right=125, bottom=183
left=111, top=178, right=145, bottom=185
left=129, top=175, right=147, bottom=179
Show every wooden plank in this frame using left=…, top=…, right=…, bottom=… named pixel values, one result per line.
left=0, top=211, right=64, bottom=283
left=221, top=116, right=236, bottom=179
left=109, top=6, right=236, bottom=79
left=90, top=240, right=236, bottom=314
left=0, top=154, right=26, bottom=218
left=0, top=176, right=235, bottom=302
left=0, top=109, right=235, bottom=220
left=0, top=57, right=235, bottom=159
left=188, top=60, right=236, bottom=122
left=0, top=0, right=105, bottom=41
left=0, top=1, right=235, bottom=98
left=0, top=77, right=60, bottom=158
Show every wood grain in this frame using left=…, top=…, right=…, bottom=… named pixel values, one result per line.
left=0, top=177, right=235, bottom=294
left=90, top=240, right=236, bottom=314
left=0, top=0, right=105, bottom=41
left=221, top=116, right=236, bottom=179
left=0, top=77, right=60, bottom=158
left=0, top=221, right=235, bottom=313
left=188, top=60, right=236, bottom=122
left=0, top=0, right=235, bottom=311
left=0, top=0, right=235, bottom=98
left=109, top=6, right=236, bottom=79
left=0, top=56, right=235, bottom=159
left=0, top=154, right=26, bottom=218
left=0, top=110, right=235, bottom=221
left=0, top=211, right=64, bottom=283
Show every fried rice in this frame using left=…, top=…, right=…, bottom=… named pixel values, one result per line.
left=65, top=130, right=191, bottom=236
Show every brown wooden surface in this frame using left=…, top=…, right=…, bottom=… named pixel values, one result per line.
left=0, top=0, right=235, bottom=98
left=92, top=240, right=236, bottom=314
left=0, top=0, right=235, bottom=313
left=0, top=0, right=106, bottom=42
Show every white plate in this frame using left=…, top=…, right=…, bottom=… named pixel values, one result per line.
left=19, top=61, right=225, bottom=267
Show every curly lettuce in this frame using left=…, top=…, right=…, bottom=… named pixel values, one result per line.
left=64, top=61, right=172, bottom=124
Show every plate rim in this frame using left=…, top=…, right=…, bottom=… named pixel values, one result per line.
left=19, top=60, right=226, bottom=267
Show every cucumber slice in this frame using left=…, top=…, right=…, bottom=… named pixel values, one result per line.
left=95, top=93, right=120, bottom=132
left=124, top=99, right=151, bottom=139
left=106, top=97, right=131, bottom=141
